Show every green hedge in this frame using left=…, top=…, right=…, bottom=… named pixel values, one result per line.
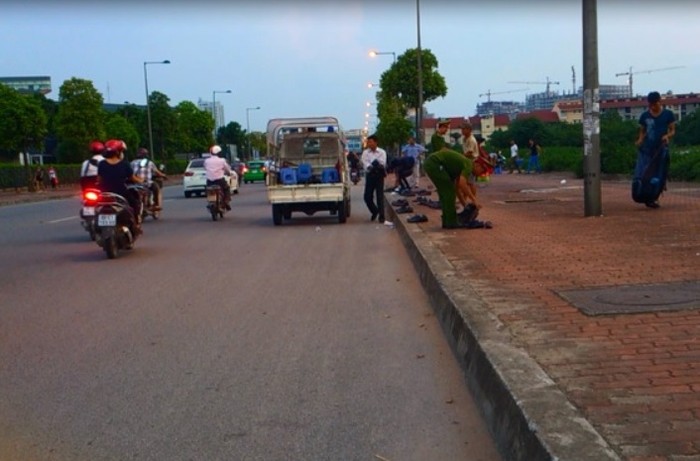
left=0, top=159, right=188, bottom=189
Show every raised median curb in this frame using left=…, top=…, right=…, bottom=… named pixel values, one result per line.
left=386, top=200, right=621, bottom=461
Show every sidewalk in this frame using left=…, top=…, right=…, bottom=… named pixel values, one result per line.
left=387, top=172, right=700, bottom=461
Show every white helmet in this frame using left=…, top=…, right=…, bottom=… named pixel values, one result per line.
left=210, top=145, right=222, bottom=155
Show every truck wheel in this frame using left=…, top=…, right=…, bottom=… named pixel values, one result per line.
left=272, top=204, right=283, bottom=225
left=338, top=200, right=347, bottom=224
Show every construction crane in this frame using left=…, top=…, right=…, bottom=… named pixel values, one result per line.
left=615, top=66, right=685, bottom=97
left=508, top=77, right=560, bottom=96
left=478, top=88, right=529, bottom=102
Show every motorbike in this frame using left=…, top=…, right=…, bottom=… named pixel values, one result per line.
left=350, top=167, right=360, bottom=185
left=205, top=184, right=227, bottom=221
left=80, top=188, right=100, bottom=240
left=93, top=185, right=143, bottom=259
left=141, top=175, right=167, bottom=221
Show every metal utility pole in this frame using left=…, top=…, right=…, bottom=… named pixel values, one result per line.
left=416, top=0, right=423, bottom=144
left=582, top=0, right=601, bottom=216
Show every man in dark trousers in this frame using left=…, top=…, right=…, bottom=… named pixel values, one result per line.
left=360, top=134, right=390, bottom=225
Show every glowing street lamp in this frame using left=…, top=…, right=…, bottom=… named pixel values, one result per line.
left=369, top=49, right=396, bottom=64
left=367, top=82, right=379, bottom=89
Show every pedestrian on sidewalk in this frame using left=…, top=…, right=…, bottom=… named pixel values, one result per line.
left=361, top=134, right=390, bottom=225
left=458, top=122, right=480, bottom=211
left=400, top=135, right=426, bottom=188
left=633, top=90, right=676, bottom=208
left=508, top=140, right=522, bottom=173
left=34, top=166, right=45, bottom=191
left=48, top=166, right=58, bottom=189
left=526, top=139, right=542, bottom=174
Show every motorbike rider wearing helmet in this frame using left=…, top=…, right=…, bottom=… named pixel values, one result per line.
left=203, top=145, right=232, bottom=210
left=80, top=141, right=105, bottom=191
left=131, top=147, right=167, bottom=210
left=97, top=139, right=145, bottom=233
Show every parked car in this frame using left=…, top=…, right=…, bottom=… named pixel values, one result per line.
left=183, top=158, right=239, bottom=198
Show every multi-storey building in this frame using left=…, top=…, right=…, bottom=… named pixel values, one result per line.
left=0, top=76, right=52, bottom=95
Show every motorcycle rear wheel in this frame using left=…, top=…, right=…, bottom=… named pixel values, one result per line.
left=104, top=236, right=118, bottom=259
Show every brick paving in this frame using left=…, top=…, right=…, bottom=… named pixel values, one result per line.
left=390, top=172, right=700, bottom=460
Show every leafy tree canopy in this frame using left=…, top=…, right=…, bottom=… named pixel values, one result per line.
left=0, top=84, right=47, bottom=157
left=55, top=78, right=105, bottom=163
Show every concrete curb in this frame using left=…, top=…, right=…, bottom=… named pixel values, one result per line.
left=386, top=200, right=621, bottom=461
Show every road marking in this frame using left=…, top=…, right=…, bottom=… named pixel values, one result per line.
left=47, top=216, right=79, bottom=224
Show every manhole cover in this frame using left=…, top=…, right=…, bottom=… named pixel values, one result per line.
left=556, top=281, right=700, bottom=315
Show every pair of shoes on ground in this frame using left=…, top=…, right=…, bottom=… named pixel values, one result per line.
left=391, top=199, right=408, bottom=207
left=442, top=220, right=493, bottom=230
left=407, top=214, right=428, bottom=223
left=415, top=189, right=432, bottom=196
left=396, top=205, right=413, bottom=214
left=458, top=204, right=479, bottom=223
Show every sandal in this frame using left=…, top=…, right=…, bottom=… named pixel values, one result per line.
left=396, top=205, right=414, bottom=214
left=407, top=214, right=428, bottom=223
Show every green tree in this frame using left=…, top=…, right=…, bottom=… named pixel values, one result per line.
left=375, top=93, right=413, bottom=157
left=218, top=121, right=247, bottom=159
left=105, top=113, right=140, bottom=158
left=148, top=91, right=177, bottom=160
left=0, top=85, right=48, bottom=164
left=54, top=78, right=105, bottom=163
left=675, top=108, right=700, bottom=146
left=380, top=49, right=447, bottom=116
left=599, top=110, right=638, bottom=174
left=173, top=101, right=214, bottom=155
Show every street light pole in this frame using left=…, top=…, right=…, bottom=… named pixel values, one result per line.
left=144, top=59, right=170, bottom=163
left=245, top=106, right=260, bottom=160
left=416, top=0, right=424, bottom=144
left=369, top=50, right=396, bottom=64
left=212, top=89, right=232, bottom=141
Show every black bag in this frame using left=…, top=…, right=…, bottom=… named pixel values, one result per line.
left=631, top=145, right=669, bottom=204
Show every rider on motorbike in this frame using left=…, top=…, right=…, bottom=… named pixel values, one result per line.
left=97, top=139, right=145, bottom=233
left=130, top=147, right=167, bottom=211
left=204, top=145, right=232, bottom=210
left=80, top=141, right=105, bottom=191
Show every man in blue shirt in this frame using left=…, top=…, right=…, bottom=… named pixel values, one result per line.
left=400, top=136, right=426, bottom=188
left=633, top=91, right=676, bottom=208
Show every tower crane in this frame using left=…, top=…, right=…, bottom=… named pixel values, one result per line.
left=614, top=66, right=685, bottom=97
left=478, top=88, right=529, bottom=102
left=508, top=77, right=560, bottom=96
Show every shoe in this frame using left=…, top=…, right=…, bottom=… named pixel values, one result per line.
left=407, top=214, right=428, bottom=223
left=391, top=199, right=409, bottom=207
left=396, top=205, right=414, bottom=214
left=442, top=223, right=468, bottom=229
left=458, top=205, right=479, bottom=223
left=370, top=212, right=378, bottom=222
left=645, top=201, right=660, bottom=209
left=383, top=220, right=394, bottom=227
left=225, top=204, right=232, bottom=211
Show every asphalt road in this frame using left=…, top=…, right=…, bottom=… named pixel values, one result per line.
left=0, top=182, right=501, bottom=461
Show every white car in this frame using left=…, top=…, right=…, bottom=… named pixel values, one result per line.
left=183, top=158, right=239, bottom=198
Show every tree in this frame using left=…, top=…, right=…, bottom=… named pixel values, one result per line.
left=148, top=91, right=177, bottom=160
left=675, top=108, right=700, bottom=146
left=173, top=101, right=214, bottom=155
left=218, top=121, right=246, bottom=159
left=105, top=113, right=140, bottom=157
left=599, top=110, right=638, bottom=174
left=54, top=78, right=105, bottom=163
left=375, top=93, right=413, bottom=157
left=380, top=48, right=447, bottom=114
left=0, top=85, right=47, bottom=163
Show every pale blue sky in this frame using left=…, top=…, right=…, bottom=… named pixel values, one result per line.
left=2, top=0, right=698, bottom=133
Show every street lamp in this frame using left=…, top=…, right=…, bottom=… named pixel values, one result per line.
left=416, top=0, right=424, bottom=144
left=245, top=106, right=261, bottom=160
left=212, top=89, right=232, bottom=140
left=144, top=59, right=170, bottom=162
left=367, top=82, right=379, bottom=89
left=368, top=49, right=396, bottom=64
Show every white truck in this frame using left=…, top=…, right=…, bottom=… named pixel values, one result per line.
left=265, top=117, right=351, bottom=225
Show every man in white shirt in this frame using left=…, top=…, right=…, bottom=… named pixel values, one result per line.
left=204, top=145, right=233, bottom=210
left=508, top=140, right=522, bottom=173
left=361, top=134, right=390, bottom=224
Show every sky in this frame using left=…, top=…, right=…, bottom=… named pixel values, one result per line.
left=2, top=0, right=699, bottom=134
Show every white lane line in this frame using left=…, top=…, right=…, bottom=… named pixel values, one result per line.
left=47, top=216, right=79, bottom=224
